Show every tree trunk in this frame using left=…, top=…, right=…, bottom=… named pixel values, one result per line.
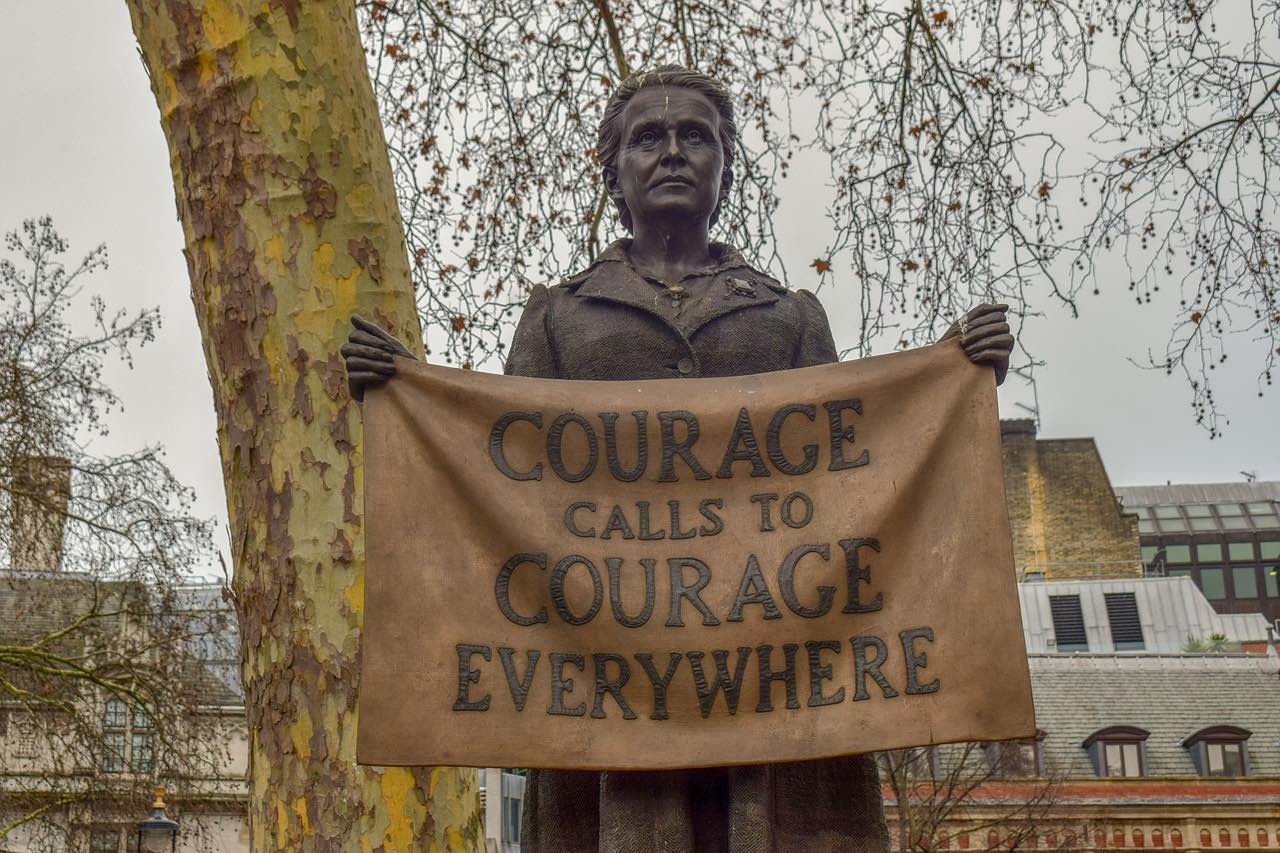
left=126, top=2, right=482, bottom=849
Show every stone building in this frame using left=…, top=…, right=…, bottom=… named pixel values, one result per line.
left=0, top=576, right=249, bottom=852
left=999, top=420, right=1143, bottom=581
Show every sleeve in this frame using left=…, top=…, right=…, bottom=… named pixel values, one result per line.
left=793, top=289, right=840, bottom=368
left=504, top=284, right=560, bottom=378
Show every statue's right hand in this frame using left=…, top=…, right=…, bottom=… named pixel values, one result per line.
left=342, top=314, right=416, bottom=402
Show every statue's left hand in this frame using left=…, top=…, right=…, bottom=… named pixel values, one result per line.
left=939, top=303, right=1013, bottom=386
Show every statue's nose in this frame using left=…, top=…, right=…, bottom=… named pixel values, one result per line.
left=660, top=131, right=684, bottom=163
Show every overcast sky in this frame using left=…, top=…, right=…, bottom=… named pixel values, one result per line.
left=2, top=4, right=1275, bottom=574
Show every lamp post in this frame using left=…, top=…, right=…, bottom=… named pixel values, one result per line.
left=135, top=786, right=179, bottom=852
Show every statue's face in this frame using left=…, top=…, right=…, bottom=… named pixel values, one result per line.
left=614, top=86, right=724, bottom=233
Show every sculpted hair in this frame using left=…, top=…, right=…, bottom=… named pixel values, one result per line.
left=597, top=64, right=737, bottom=231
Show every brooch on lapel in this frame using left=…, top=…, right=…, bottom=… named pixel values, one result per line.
left=725, top=277, right=756, bottom=298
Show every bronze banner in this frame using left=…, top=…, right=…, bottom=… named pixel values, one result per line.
left=357, top=342, right=1034, bottom=769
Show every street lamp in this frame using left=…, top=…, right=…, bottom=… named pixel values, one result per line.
left=135, top=786, right=179, bottom=853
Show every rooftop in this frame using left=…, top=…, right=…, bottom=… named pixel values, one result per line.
left=1019, top=575, right=1274, bottom=653
left=1114, top=482, right=1280, bottom=536
left=1029, top=652, right=1280, bottom=778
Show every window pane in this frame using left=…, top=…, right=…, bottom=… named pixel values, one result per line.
left=1104, top=743, right=1124, bottom=776
left=1222, top=743, right=1245, bottom=776
left=1251, top=512, right=1280, bottom=528
left=90, top=830, right=120, bottom=853
left=1154, top=505, right=1182, bottom=518
left=1207, top=743, right=1225, bottom=774
left=1122, top=743, right=1141, bottom=776
left=132, top=705, right=152, bottom=730
left=102, top=731, right=126, bottom=773
left=1159, top=517, right=1187, bottom=532
left=1216, top=503, right=1244, bottom=516
left=1166, top=545, right=1192, bottom=563
left=1141, top=546, right=1158, bottom=563
left=1221, top=516, right=1249, bottom=530
left=1247, top=501, right=1275, bottom=514
left=1138, top=519, right=1158, bottom=533
left=1168, top=568, right=1192, bottom=579
left=1185, top=505, right=1212, bottom=517
left=1190, top=517, right=1218, bottom=531
left=131, top=732, right=153, bottom=772
left=1196, top=543, right=1224, bottom=562
left=1266, top=567, right=1278, bottom=598
left=1233, top=567, right=1258, bottom=598
left=1262, top=541, right=1280, bottom=560
left=103, top=699, right=127, bottom=729
left=1200, top=568, right=1226, bottom=600
left=1228, top=542, right=1255, bottom=561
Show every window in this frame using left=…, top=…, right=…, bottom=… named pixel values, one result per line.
left=1199, top=567, right=1226, bottom=600
left=1227, top=542, right=1255, bottom=561
left=10, top=716, right=37, bottom=759
left=985, top=731, right=1045, bottom=777
left=1165, top=544, right=1192, bottom=563
left=90, top=829, right=123, bottom=853
left=1216, top=503, right=1249, bottom=530
left=1083, top=727, right=1148, bottom=778
left=1104, top=742, right=1142, bottom=776
left=1261, top=540, right=1280, bottom=560
left=1186, top=505, right=1217, bottom=531
left=101, top=699, right=153, bottom=774
left=1168, top=567, right=1193, bottom=580
left=1232, top=567, right=1258, bottom=599
left=1049, top=595, right=1088, bottom=651
left=1267, top=566, right=1279, bottom=598
left=1196, top=543, right=1224, bottom=562
left=1183, top=726, right=1250, bottom=777
left=1104, top=593, right=1144, bottom=650
left=1208, top=742, right=1246, bottom=776
left=1141, top=545, right=1158, bottom=564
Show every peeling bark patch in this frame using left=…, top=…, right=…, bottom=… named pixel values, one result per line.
left=347, top=236, right=383, bottom=283
left=301, top=154, right=338, bottom=226
left=320, top=352, right=347, bottom=401
left=343, top=462, right=359, bottom=527
left=329, top=528, right=353, bottom=564
left=287, top=335, right=315, bottom=422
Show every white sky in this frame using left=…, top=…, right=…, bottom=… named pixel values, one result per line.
left=1, top=4, right=1275, bottom=574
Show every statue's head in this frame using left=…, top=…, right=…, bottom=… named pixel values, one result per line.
left=597, top=65, right=737, bottom=234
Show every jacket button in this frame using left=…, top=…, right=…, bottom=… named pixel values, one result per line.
left=677, top=357, right=695, bottom=375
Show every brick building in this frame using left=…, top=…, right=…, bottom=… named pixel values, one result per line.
left=883, top=652, right=1280, bottom=853
left=1000, top=421, right=1142, bottom=581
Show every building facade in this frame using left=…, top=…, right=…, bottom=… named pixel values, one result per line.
left=1000, top=420, right=1143, bottom=581
left=1113, top=482, right=1280, bottom=625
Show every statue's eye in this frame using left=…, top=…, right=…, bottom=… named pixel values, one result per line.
left=684, top=129, right=703, bottom=143
left=637, top=131, right=659, bottom=146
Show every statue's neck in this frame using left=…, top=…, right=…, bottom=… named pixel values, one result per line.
left=627, top=220, right=714, bottom=283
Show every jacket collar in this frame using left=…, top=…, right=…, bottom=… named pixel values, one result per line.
left=563, top=239, right=786, bottom=337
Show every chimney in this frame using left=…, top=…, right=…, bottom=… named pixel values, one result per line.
left=9, top=455, right=71, bottom=572
left=1000, top=418, right=1037, bottom=439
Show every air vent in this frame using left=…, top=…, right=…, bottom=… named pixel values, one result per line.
left=1104, top=592, right=1144, bottom=651
left=1049, top=595, right=1088, bottom=651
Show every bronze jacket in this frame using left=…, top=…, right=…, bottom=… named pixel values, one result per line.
left=505, top=240, right=891, bottom=853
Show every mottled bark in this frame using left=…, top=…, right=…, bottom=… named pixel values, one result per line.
left=125, top=2, right=481, bottom=849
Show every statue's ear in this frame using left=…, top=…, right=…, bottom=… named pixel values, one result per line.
left=602, top=166, right=625, bottom=203
left=711, top=166, right=734, bottom=228
left=602, top=167, right=633, bottom=232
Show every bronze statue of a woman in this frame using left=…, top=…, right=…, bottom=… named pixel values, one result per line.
left=344, top=65, right=1013, bottom=853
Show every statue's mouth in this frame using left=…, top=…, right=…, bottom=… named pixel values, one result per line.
left=653, top=174, right=694, bottom=188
